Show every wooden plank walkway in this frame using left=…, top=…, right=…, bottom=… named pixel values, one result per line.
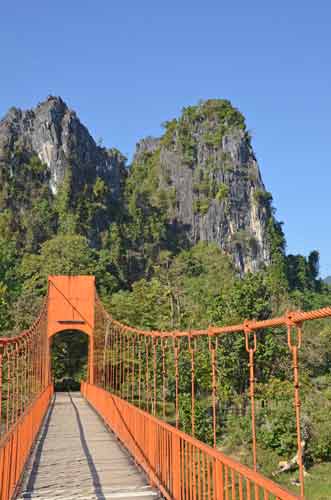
left=17, top=392, right=160, bottom=500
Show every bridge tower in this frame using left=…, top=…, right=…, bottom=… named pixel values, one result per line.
left=47, top=275, right=95, bottom=383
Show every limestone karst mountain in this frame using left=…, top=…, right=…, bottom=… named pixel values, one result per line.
left=0, top=96, right=127, bottom=196
left=131, top=100, right=274, bottom=273
left=0, top=96, right=280, bottom=274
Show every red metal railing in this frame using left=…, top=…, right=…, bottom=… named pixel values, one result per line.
left=82, top=382, right=299, bottom=500
left=0, top=385, right=53, bottom=500
left=1, top=279, right=330, bottom=499
left=0, top=295, right=52, bottom=500
left=93, top=296, right=331, bottom=499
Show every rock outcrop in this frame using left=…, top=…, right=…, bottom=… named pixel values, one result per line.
left=0, top=96, right=127, bottom=197
left=0, top=96, right=275, bottom=274
left=132, top=100, right=273, bottom=274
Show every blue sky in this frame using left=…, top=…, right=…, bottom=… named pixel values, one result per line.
left=1, top=1, right=330, bottom=276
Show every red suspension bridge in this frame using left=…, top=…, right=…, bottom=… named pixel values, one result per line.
left=0, top=275, right=330, bottom=499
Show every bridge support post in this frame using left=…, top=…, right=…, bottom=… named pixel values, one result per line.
left=88, top=337, right=94, bottom=385
left=214, top=460, right=224, bottom=500
left=171, top=433, right=181, bottom=499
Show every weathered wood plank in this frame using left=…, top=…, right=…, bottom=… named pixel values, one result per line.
left=17, top=392, right=159, bottom=500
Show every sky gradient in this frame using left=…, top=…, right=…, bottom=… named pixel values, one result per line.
left=1, top=1, right=330, bottom=276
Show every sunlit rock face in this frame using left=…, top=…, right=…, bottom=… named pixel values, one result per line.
left=0, top=96, right=127, bottom=196
left=132, top=100, right=272, bottom=274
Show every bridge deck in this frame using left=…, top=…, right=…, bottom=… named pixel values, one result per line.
left=17, top=392, right=159, bottom=500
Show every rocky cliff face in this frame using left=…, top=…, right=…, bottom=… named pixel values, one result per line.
left=132, top=100, right=273, bottom=274
left=0, top=96, right=128, bottom=251
left=0, top=96, right=127, bottom=197
left=0, top=96, right=274, bottom=274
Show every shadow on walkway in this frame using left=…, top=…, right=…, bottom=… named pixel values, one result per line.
left=25, top=393, right=57, bottom=493
left=68, top=392, right=106, bottom=500
left=22, top=392, right=106, bottom=500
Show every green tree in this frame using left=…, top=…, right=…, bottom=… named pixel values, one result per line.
left=215, top=272, right=272, bottom=324
left=0, top=282, right=10, bottom=330
left=10, top=234, right=97, bottom=333
left=110, top=277, right=171, bottom=330
left=54, top=170, right=77, bottom=235
left=51, top=331, right=88, bottom=390
left=19, top=234, right=95, bottom=291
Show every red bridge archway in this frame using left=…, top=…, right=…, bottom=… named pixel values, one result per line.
left=47, top=275, right=95, bottom=383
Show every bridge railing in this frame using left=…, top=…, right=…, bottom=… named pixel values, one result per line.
left=0, top=385, right=53, bottom=500
left=0, top=296, right=52, bottom=500
left=93, top=296, right=331, bottom=499
left=82, top=382, right=298, bottom=500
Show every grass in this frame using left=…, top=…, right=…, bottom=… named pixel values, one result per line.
left=223, top=445, right=331, bottom=499
left=280, top=462, right=331, bottom=500
left=256, top=449, right=331, bottom=499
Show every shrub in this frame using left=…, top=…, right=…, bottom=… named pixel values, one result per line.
left=179, top=394, right=214, bottom=444
left=253, top=189, right=273, bottom=206
left=216, top=183, right=230, bottom=203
